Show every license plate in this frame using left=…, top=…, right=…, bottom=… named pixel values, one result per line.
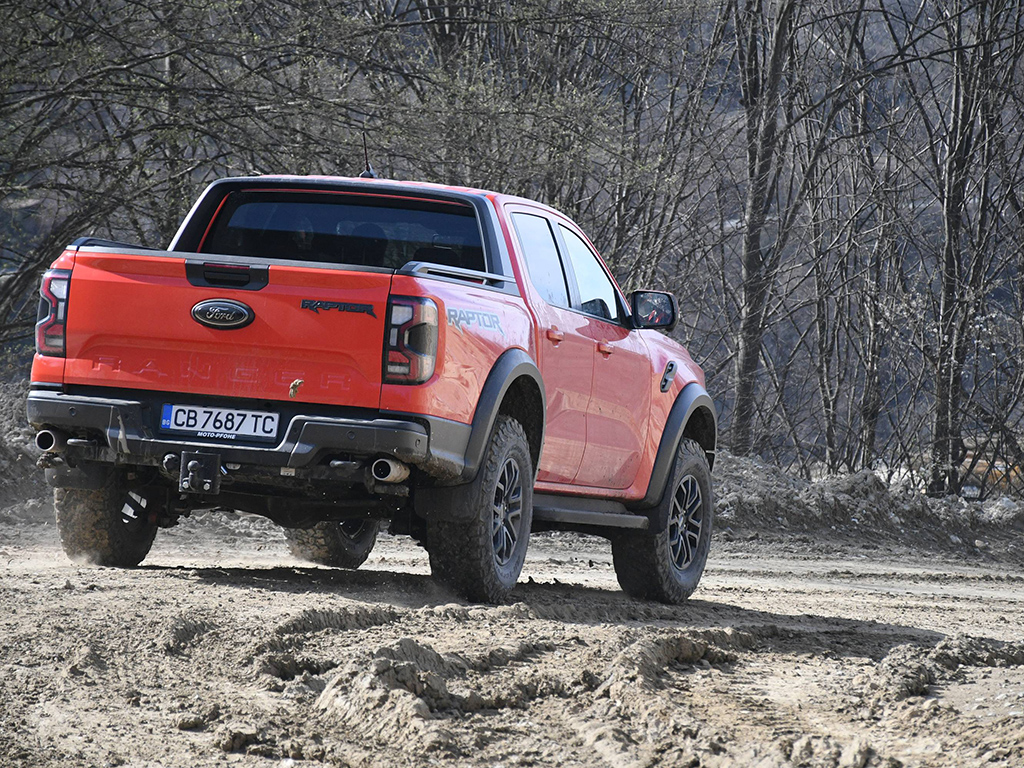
left=160, top=404, right=279, bottom=442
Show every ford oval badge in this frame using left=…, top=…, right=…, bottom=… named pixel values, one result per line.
left=191, top=299, right=255, bottom=330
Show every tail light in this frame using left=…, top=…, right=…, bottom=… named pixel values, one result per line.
left=384, top=296, right=438, bottom=384
left=35, top=268, right=72, bottom=357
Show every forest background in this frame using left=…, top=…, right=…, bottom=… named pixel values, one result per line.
left=3, top=0, right=1023, bottom=499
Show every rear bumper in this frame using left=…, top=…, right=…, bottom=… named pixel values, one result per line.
left=26, top=388, right=469, bottom=478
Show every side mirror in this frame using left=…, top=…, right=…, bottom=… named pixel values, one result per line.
left=630, top=290, right=678, bottom=332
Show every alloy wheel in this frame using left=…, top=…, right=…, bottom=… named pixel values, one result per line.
left=667, top=474, right=703, bottom=571
left=491, top=457, right=523, bottom=566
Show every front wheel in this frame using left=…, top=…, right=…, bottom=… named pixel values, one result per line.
left=284, top=520, right=380, bottom=569
left=612, top=438, right=713, bottom=603
left=54, top=473, right=160, bottom=566
left=427, top=415, right=533, bottom=604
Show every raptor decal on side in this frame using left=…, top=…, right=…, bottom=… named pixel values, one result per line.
left=446, top=308, right=503, bottom=334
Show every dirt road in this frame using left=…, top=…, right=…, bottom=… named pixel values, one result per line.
left=1, top=506, right=1022, bottom=768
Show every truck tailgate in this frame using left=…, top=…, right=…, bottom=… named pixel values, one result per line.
left=63, top=250, right=392, bottom=408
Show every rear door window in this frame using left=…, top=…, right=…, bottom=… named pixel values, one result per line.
left=200, top=191, right=485, bottom=270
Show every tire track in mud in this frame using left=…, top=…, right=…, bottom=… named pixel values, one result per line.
left=230, top=598, right=769, bottom=761
left=230, top=592, right=1024, bottom=767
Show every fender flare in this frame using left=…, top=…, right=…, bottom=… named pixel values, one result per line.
left=460, top=348, right=545, bottom=483
left=633, top=381, right=717, bottom=512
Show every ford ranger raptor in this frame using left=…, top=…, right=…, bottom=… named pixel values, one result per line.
left=27, top=175, right=717, bottom=604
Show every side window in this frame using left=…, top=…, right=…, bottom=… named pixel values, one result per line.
left=511, top=213, right=570, bottom=308
left=559, top=225, right=620, bottom=323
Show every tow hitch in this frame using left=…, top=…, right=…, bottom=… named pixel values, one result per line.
left=175, top=452, right=222, bottom=494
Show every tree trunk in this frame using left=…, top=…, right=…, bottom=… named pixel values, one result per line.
left=729, top=0, right=798, bottom=455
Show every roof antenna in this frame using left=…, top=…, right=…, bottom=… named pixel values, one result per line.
left=359, top=132, right=377, bottom=178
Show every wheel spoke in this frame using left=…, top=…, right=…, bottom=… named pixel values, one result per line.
left=340, top=520, right=367, bottom=539
left=506, top=462, right=520, bottom=493
left=506, top=506, right=521, bottom=530
left=680, top=527, right=692, bottom=564
left=503, top=518, right=518, bottom=548
left=685, top=487, right=702, bottom=518
left=121, top=492, right=147, bottom=526
left=668, top=523, right=681, bottom=548
left=494, top=525, right=512, bottom=561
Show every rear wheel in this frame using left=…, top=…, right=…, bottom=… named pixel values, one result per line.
left=284, top=520, right=380, bottom=569
left=427, top=415, right=533, bottom=604
left=612, top=438, right=713, bottom=603
left=54, top=473, right=160, bottom=566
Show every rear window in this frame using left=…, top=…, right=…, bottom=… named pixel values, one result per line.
left=199, top=191, right=485, bottom=270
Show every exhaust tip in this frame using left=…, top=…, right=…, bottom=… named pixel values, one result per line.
left=371, top=458, right=410, bottom=483
left=35, top=429, right=66, bottom=453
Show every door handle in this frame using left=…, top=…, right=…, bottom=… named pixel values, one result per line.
left=597, top=341, right=613, bottom=356
left=546, top=327, right=565, bottom=344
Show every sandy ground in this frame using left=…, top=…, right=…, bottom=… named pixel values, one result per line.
left=1, top=504, right=1022, bottom=768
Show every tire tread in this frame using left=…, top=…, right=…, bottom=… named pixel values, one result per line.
left=284, top=521, right=379, bottom=569
left=427, top=416, right=533, bottom=603
left=54, top=476, right=158, bottom=566
left=612, top=438, right=713, bottom=603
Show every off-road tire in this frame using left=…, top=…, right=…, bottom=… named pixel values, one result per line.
left=612, top=438, right=713, bottom=603
left=284, top=520, right=380, bottom=569
left=427, top=415, right=533, bottom=604
left=54, top=474, right=159, bottom=567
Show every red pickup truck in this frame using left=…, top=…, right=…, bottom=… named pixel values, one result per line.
left=27, top=175, right=716, bottom=603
